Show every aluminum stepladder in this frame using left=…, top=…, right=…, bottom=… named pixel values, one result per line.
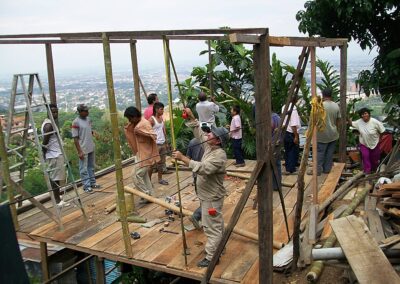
left=4, top=73, right=86, bottom=228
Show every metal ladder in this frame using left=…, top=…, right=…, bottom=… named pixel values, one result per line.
left=3, top=73, right=86, bottom=228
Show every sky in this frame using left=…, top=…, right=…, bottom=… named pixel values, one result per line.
left=0, top=0, right=377, bottom=78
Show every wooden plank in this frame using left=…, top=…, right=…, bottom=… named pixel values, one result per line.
left=330, top=215, right=400, bottom=284
left=317, top=163, right=345, bottom=204
left=77, top=221, right=122, bottom=248
left=229, top=33, right=260, bottom=44
left=269, top=36, right=347, bottom=47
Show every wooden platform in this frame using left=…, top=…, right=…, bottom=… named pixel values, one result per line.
left=17, top=160, right=344, bottom=283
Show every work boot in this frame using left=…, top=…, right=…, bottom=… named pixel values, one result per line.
left=197, top=258, right=219, bottom=268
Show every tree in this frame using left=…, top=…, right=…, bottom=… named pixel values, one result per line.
left=296, top=0, right=400, bottom=127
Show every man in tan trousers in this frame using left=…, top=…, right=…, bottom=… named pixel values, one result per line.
left=124, top=106, right=160, bottom=202
left=172, top=107, right=229, bottom=268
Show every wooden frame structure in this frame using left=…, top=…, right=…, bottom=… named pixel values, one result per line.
left=0, top=29, right=348, bottom=284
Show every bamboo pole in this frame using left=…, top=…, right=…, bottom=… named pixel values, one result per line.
left=309, top=46, right=318, bottom=245
left=338, top=43, right=347, bottom=163
left=208, top=40, right=214, bottom=98
left=129, top=39, right=141, bottom=111
left=0, top=122, right=19, bottom=229
left=101, top=33, right=132, bottom=258
left=124, top=186, right=284, bottom=249
left=306, top=183, right=373, bottom=282
left=40, top=242, right=50, bottom=281
left=162, top=38, right=189, bottom=266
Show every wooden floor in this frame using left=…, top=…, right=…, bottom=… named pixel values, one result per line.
left=17, top=159, right=344, bottom=283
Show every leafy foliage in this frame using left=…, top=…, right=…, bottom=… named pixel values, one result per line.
left=297, top=0, right=400, bottom=127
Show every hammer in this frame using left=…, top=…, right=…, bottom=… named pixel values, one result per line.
left=159, top=228, right=179, bottom=234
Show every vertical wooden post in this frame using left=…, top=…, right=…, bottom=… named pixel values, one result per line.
left=0, top=122, right=18, bottom=229
left=95, top=257, right=105, bottom=284
left=45, top=43, right=57, bottom=105
left=254, top=31, right=273, bottom=284
left=129, top=39, right=142, bottom=111
left=101, top=33, right=132, bottom=258
left=309, top=46, right=318, bottom=244
left=40, top=242, right=50, bottom=281
left=339, top=43, right=348, bottom=163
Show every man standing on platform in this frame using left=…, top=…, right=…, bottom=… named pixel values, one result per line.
left=143, top=93, right=159, bottom=120
left=42, top=104, right=67, bottom=205
left=124, top=106, right=160, bottom=203
left=196, top=92, right=219, bottom=131
left=72, top=104, right=100, bottom=193
left=172, top=107, right=229, bottom=268
left=310, top=88, right=341, bottom=176
left=282, top=97, right=301, bottom=175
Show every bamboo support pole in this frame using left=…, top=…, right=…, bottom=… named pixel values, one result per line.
left=306, top=183, right=373, bottom=282
left=309, top=46, right=318, bottom=245
left=130, top=39, right=142, bottom=111
left=101, top=33, right=132, bottom=258
left=339, top=43, right=347, bottom=163
left=163, top=38, right=189, bottom=266
left=0, top=122, right=19, bottom=229
left=124, top=185, right=284, bottom=249
left=208, top=40, right=214, bottom=98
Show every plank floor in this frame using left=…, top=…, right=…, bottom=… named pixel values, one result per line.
left=17, top=160, right=344, bottom=283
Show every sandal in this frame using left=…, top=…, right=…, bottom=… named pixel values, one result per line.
left=159, top=179, right=169, bottom=185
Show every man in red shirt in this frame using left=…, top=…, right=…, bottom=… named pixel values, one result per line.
left=143, top=93, right=159, bottom=120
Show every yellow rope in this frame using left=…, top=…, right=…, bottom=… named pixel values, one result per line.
left=306, top=96, right=326, bottom=137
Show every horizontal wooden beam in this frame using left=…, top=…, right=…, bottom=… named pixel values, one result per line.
left=229, top=33, right=260, bottom=44
left=0, top=28, right=268, bottom=39
left=269, top=36, right=347, bottom=47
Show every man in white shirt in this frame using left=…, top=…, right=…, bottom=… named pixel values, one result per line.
left=196, top=92, right=219, bottom=129
left=282, top=97, right=301, bottom=174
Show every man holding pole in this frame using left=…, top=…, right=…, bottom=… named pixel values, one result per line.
left=124, top=106, right=160, bottom=203
left=172, top=107, right=229, bottom=268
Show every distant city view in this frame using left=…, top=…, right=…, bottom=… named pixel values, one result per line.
left=0, top=58, right=373, bottom=113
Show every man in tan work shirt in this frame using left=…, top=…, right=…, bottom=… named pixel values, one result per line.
left=172, top=107, right=229, bottom=268
left=124, top=106, right=160, bottom=202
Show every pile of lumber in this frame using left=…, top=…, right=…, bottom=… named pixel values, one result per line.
left=372, top=182, right=400, bottom=218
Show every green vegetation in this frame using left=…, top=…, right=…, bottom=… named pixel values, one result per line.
left=297, top=0, right=400, bottom=128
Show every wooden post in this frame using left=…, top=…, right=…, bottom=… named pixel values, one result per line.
left=101, top=33, right=132, bottom=258
left=339, top=43, right=348, bottom=163
left=309, top=46, right=318, bottom=244
left=129, top=39, right=141, bottom=111
left=0, top=122, right=18, bottom=229
left=254, top=31, right=273, bottom=284
left=95, top=256, right=105, bottom=284
left=45, top=43, right=57, bottom=105
left=40, top=242, right=50, bottom=281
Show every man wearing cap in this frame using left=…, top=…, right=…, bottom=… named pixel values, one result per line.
left=172, top=108, right=228, bottom=268
left=71, top=104, right=100, bottom=193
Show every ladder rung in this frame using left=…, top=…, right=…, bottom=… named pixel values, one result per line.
left=7, top=145, right=26, bottom=153
left=1, top=179, right=22, bottom=190
left=16, top=92, right=25, bottom=96
left=10, top=128, right=28, bottom=135
left=9, top=162, right=24, bottom=170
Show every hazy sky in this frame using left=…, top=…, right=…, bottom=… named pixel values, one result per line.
left=0, top=0, right=377, bottom=77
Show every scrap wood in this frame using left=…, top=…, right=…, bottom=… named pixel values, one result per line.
left=379, top=182, right=400, bottom=191
left=379, top=235, right=400, bottom=248
left=330, top=216, right=400, bottom=284
left=104, top=204, right=117, bottom=214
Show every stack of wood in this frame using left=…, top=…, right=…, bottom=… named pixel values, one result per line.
left=372, top=182, right=400, bottom=218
